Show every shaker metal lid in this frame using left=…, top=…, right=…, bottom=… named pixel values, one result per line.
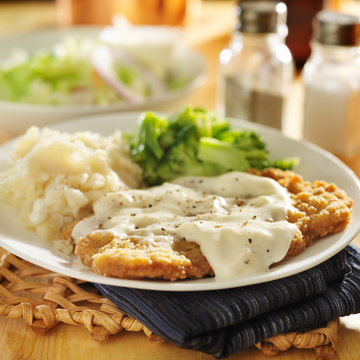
left=314, top=10, right=360, bottom=46
left=236, top=1, right=288, bottom=36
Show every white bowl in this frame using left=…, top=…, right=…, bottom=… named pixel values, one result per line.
left=0, top=26, right=206, bottom=135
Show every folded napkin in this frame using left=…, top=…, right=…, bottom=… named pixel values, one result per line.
left=95, top=244, right=360, bottom=359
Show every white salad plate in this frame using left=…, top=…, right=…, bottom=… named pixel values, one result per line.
left=0, top=113, right=360, bottom=291
left=0, top=26, right=205, bottom=134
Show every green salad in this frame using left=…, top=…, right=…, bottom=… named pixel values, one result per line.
left=129, top=107, right=298, bottom=185
left=0, top=37, right=185, bottom=106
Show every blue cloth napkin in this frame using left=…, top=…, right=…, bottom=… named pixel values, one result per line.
left=95, top=244, right=360, bottom=359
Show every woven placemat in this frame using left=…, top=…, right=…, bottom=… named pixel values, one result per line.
left=0, top=250, right=338, bottom=359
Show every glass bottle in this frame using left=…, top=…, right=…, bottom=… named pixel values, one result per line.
left=217, top=1, right=294, bottom=130
left=302, top=10, right=360, bottom=158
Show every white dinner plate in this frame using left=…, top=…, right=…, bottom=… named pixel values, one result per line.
left=0, top=113, right=360, bottom=291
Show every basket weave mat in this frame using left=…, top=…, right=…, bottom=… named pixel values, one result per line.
left=0, top=250, right=338, bottom=359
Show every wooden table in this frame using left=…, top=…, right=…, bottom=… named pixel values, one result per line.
left=0, top=2, right=360, bottom=360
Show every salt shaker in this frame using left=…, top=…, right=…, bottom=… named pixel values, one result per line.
left=302, top=10, right=360, bottom=158
left=217, top=1, right=294, bottom=130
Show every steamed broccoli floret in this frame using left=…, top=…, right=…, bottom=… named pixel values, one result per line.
left=155, top=140, right=224, bottom=183
left=130, top=111, right=168, bottom=184
left=197, top=138, right=250, bottom=171
left=262, top=157, right=299, bottom=170
left=128, top=106, right=298, bottom=185
left=130, top=107, right=226, bottom=184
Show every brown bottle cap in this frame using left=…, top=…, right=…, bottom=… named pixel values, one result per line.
left=236, top=1, right=288, bottom=36
left=314, top=10, right=360, bottom=46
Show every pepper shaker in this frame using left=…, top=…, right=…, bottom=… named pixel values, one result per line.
left=217, top=1, right=294, bottom=130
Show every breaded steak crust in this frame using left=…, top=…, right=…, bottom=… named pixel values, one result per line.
left=256, top=168, right=353, bottom=256
left=70, top=169, right=352, bottom=281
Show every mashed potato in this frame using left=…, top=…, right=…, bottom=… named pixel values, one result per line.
left=0, top=126, right=142, bottom=253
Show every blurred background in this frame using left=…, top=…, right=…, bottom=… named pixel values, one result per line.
left=2, top=0, right=360, bottom=67
left=1, top=0, right=360, bottom=172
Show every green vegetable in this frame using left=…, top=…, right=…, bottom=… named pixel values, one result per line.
left=114, top=63, right=150, bottom=96
left=129, top=106, right=298, bottom=185
left=198, top=137, right=251, bottom=170
left=0, top=48, right=98, bottom=105
left=0, top=36, right=192, bottom=106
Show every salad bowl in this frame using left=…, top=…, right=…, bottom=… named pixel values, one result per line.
left=0, top=25, right=205, bottom=134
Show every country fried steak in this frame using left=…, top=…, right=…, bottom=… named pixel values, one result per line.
left=64, top=169, right=353, bottom=281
